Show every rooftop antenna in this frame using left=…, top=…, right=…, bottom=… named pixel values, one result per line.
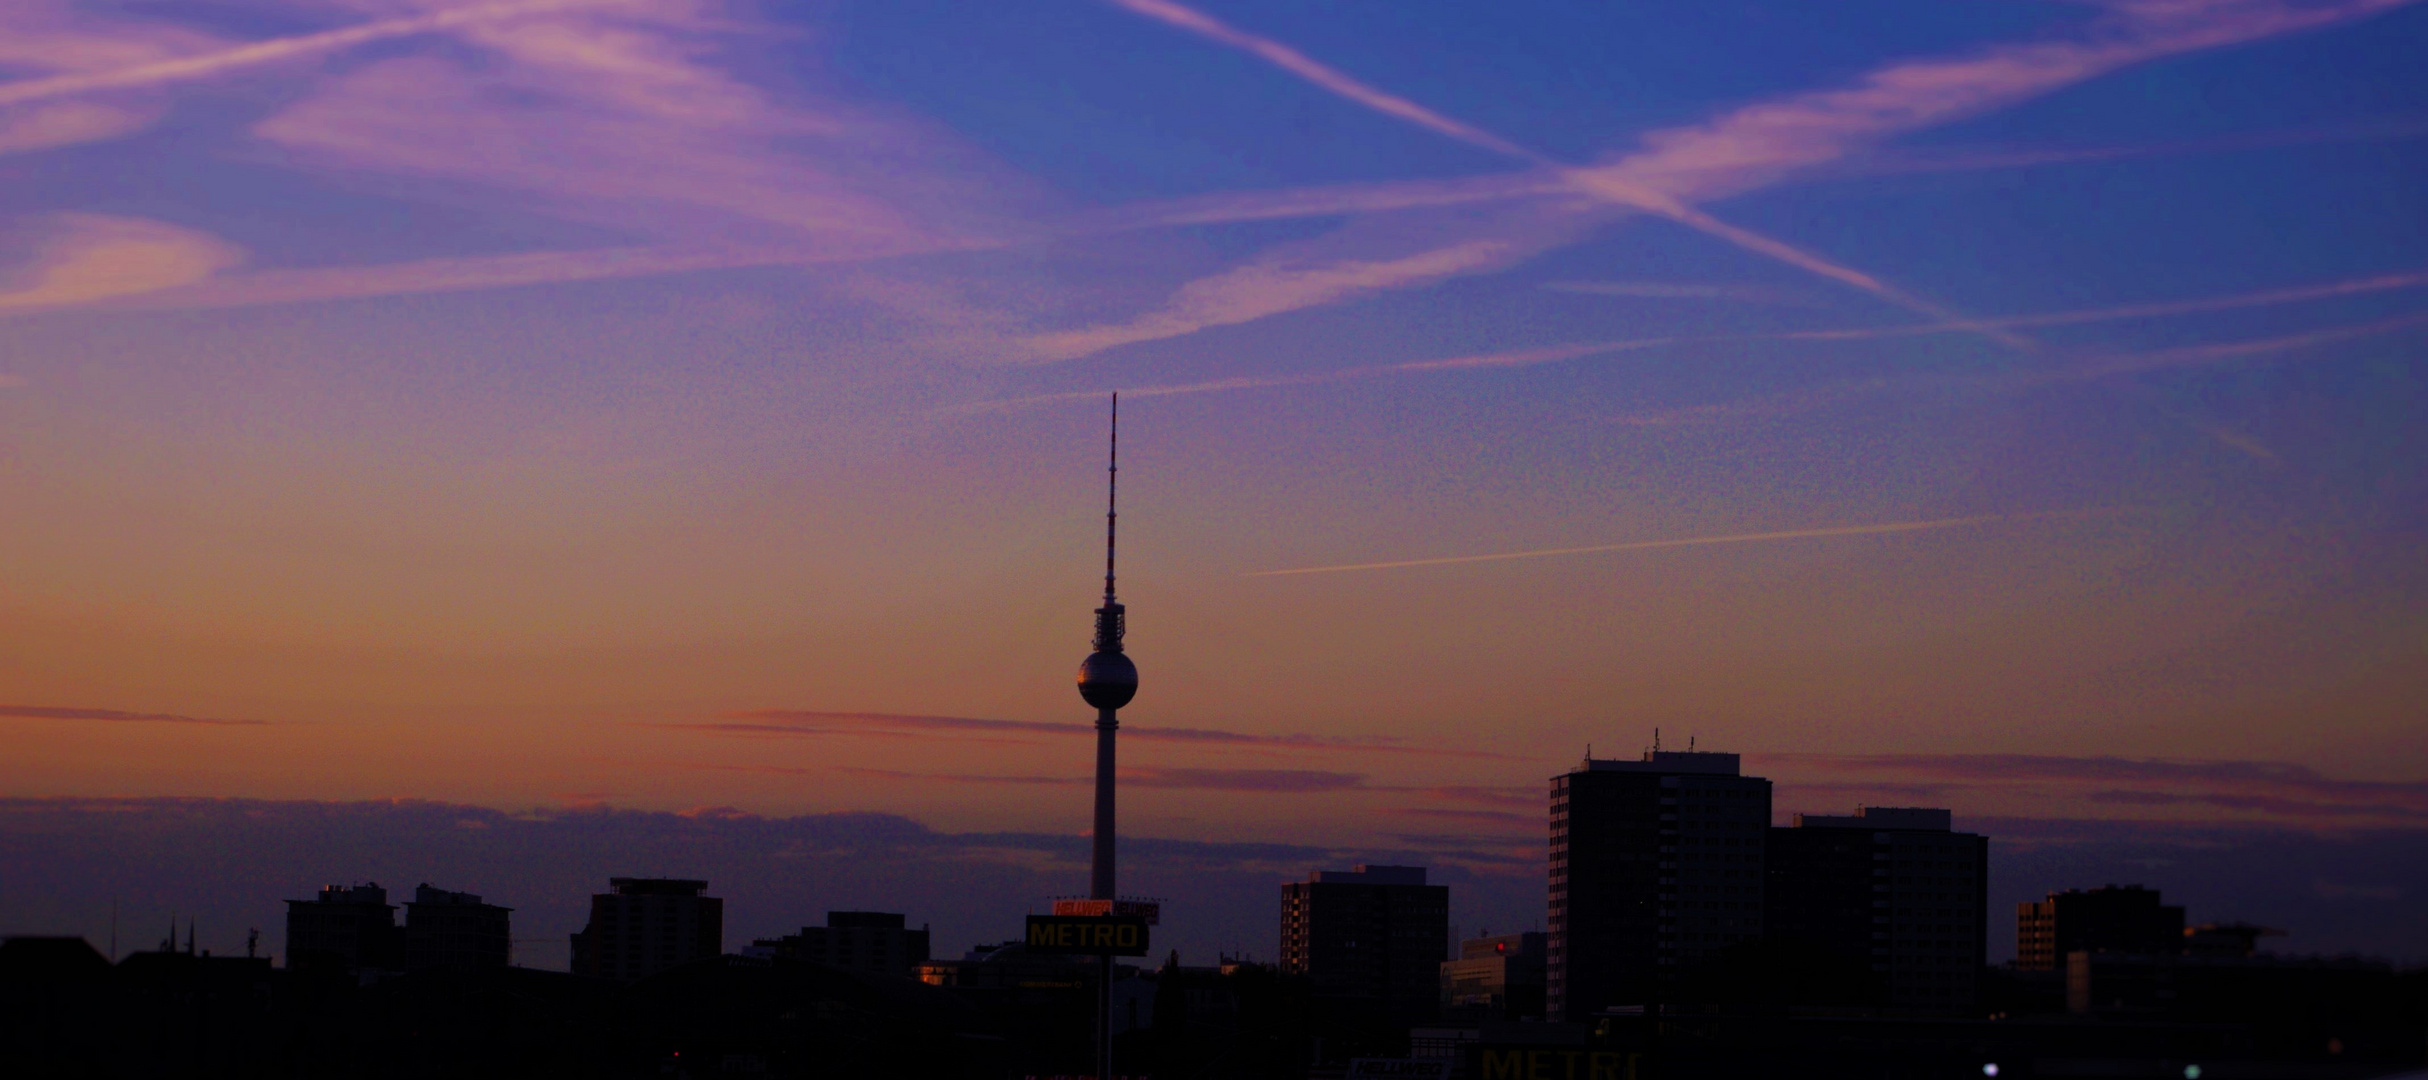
left=1689, top=735, right=1696, bottom=752
left=1655, top=728, right=1662, bottom=753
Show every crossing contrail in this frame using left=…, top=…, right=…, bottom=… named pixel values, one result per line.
left=0, top=0, right=613, bottom=107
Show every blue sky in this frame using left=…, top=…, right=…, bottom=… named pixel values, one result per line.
left=1, top=0, right=2424, bottom=955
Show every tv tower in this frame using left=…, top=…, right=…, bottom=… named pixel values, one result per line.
left=1075, top=393, right=1138, bottom=902
left=1073, top=394, right=1138, bottom=1080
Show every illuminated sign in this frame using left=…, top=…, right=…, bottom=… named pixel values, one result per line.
left=1050, top=898, right=1162, bottom=925
left=1023, top=915, right=1150, bottom=956
left=1471, top=1048, right=1639, bottom=1080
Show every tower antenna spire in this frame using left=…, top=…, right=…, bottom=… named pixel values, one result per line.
left=1104, top=392, right=1118, bottom=605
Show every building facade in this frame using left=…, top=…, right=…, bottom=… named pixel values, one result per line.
left=569, top=878, right=723, bottom=982
left=1280, top=864, right=1449, bottom=1024
left=1766, top=807, right=1988, bottom=1014
left=1440, top=931, right=1546, bottom=1021
left=285, top=883, right=402, bottom=971
left=2017, top=885, right=2184, bottom=971
left=1548, top=750, right=1770, bottom=1021
left=403, top=884, right=512, bottom=971
left=749, top=911, right=931, bottom=976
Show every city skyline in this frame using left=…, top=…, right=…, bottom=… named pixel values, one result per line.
left=3, top=0, right=2425, bottom=971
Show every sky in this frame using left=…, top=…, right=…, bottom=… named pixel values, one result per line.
left=1, top=0, right=2425, bottom=966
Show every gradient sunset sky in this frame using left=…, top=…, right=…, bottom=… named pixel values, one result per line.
left=3, top=0, right=2426, bottom=896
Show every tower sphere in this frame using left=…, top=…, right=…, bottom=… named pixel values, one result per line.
left=1077, top=651, right=1138, bottom=710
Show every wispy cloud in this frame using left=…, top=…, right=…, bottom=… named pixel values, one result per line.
left=1385, top=806, right=1539, bottom=827
left=1611, top=309, right=2428, bottom=427
left=1094, top=0, right=2024, bottom=345
left=1245, top=512, right=2051, bottom=578
left=1827, top=111, right=2428, bottom=180
left=667, top=709, right=1514, bottom=759
left=0, top=0, right=624, bottom=108
left=0, top=0, right=1032, bottom=316
left=0, top=101, right=155, bottom=155
left=840, top=765, right=1370, bottom=794
left=1767, top=753, right=2428, bottom=829
left=0, top=704, right=265, bottom=726
left=1778, top=270, right=2428, bottom=343
left=0, top=214, right=243, bottom=313
left=1021, top=237, right=1523, bottom=362
left=1088, top=0, right=2416, bottom=359
left=1542, top=280, right=1817, bottom=305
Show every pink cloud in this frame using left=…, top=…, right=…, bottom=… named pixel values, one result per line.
left=0, top=101, right=156, bottom=155
left=837, top=764, right=1369, bottom=793
left=0, top=214, right=243, bottom=313
left=0, top=703, right=265, bottom=726
left=673, top=709, right=1514, bottom=760
left=1763, top=752, right=2428, bottom=830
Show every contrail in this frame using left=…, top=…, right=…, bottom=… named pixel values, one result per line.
left=1780, top=270, right=2428, bottom=342
left=0, top=0, right=614, bottom=107
left=1098, top=0, right=2024, bottom=348
left=1246, top=513, right=2072, bottom=577
left=944, top=340, right=1663, bottom=416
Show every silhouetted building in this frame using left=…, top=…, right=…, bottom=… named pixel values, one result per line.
left=2065, top=948, right=2413, bottom=1059
left=1441, top=931, right=1546, bottom=1021
left=404, top=883, right=512, bottom=971
left=1767, top=806, right=1987, bottom=1013
left=2182, top=921, right=2280, bottom=958
left=1549, top=750, right=1770, bottom=1020
left=749, top=911, right=931, bottom=976
left=569, top=877, right=722, bottom=982
left=2017, top=885, right=2184, bottom=970
left=1280, top=864, right=1449, bottom=1024
left=286, top=882, right=403, bottom=971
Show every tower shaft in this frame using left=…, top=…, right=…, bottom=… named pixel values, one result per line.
left=1091, top=708, right=1117, bottom=900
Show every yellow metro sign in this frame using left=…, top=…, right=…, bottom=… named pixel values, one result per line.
left=1024, top=914, right=1150, bottom=956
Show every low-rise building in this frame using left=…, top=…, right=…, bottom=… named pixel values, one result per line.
left=404, top=884, right=511, bottom=970
left=749, top=911, right=930, bottom=976
left=1440, top=932, right=1546, bottom=1021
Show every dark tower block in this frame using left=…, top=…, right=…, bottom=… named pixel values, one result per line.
left=1549, top=750, right=1770, bottom=1021
left=568, top=878, right=722, bottom=982
left=403, top=884, right=512, bottom=971
left=1767, top=807, right=1988, bottom=1014
left=1280, top=864, right=1450, bottom=1026
left=285, top=883, right=403, bottom=972
left=2017, top=885, right=2185, bottom=971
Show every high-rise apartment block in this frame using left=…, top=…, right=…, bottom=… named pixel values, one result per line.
left=750, top=911, right=931, bottom=976
left=569, top=878, right=723, bottom=982
left=1440, top=931, right=1547, bottom=1021
left=403, top=884, right=512, bottom=971
left=285, top=883, right=403, bottom=971
left=1280, top=864, right=1449, bottom=1024
left=2017, top=885, right=2184, bottom=971
left=1766, top=807, right=1987, bottom=1013
left=1548, top=751, right=1770, bottom=1021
